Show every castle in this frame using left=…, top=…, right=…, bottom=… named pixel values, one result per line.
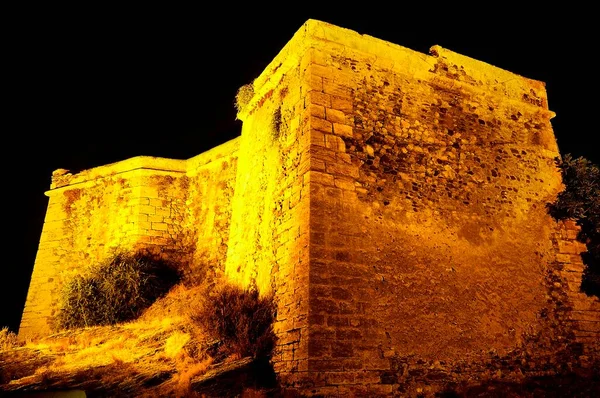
left=20, top=20, right=598, bottom=395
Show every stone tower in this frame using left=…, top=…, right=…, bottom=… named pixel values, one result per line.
left=21, top=20, right=598, bottom=395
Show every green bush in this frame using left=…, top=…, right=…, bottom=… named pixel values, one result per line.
left=550, top=154, right=599, bottom=224
left=56, top=252, right=180, bottom=329
left=191, top=283, right=277, bottom=360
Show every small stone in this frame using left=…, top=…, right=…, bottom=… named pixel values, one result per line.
left=366, top=145, right=375, bottom=157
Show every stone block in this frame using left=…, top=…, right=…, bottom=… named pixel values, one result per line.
left=571, top=320, right=600, bottom=333
left=325, top=108, right=347, bottom=124
left=312, top=298, right=340, bottom=315
left=334, top=177, right=356, bottom=191
left=309, top=313, right=326, bottom=326
left=309, top=104, right=325, bottom=118
left=310, top=116, right=333, bottom=134
left=309, top=359, right=344, bottom=372
left=327, top=316, right=350, bottom=327
left=307, top=74, right=323, bottom=91
left=138, top=204, right=156, bottom=215
left=331, top=287, right=353, bottom=300
left=311, top=326, right=336, bottom=340
left=325, top=371, right=357, bottom=385
left=149, top=198, right=164, bottom=207
left=331, top=95, right=353, bottom=112
left=333, top=123, right=353, bottom=138
left=308, top=338, right=331, bottom=357
left=306, top=171, right=334, bottom=187
left=331, top=341, right=354, bottom=358
left=156, top=208, right=170, bottom=217
left=323, top=78, right=352, bottom=97
left=336, top=328, right=363, bottom=340
left=306, top=91, right=331, bottom=107
left=325, top=134, right=346, bottom=152
left=311, top=158, right=326, bottom=172
left=326, top=162, right=359, bottom=178
left=308, top=64, right=334, bottom=79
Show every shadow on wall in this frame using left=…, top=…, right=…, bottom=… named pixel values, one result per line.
left=580, top=242, right=600, bottom=298
left=438, top=369, right=600, bottom=397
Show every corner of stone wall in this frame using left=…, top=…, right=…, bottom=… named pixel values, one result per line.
left=223, top=42, right=318, bottom=391
left=19, top=160, right=191, bottom=340
left=552, top=219, right=600, bottom=356
left=294, top=22, right=598, bottom=396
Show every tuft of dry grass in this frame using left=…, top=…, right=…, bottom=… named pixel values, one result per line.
left=0, top=327, right=20, bottom=351
left=1, top=314, right=212, bottom=392
left=190, top=283, right=277, bottom=360
left=235, top=83, right=254, bottom=115
left=172, top=356, right=213, bottom=397
left=56, top=251, right=181, bottom=330
left=2, top=273, right=280, bottom=395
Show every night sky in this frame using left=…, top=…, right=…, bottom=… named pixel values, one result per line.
left=3, top=7, right=597, bottom=332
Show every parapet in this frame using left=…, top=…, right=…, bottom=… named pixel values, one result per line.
left=49, top=137, right=240, bottom=191
left=239, top=19, right=552, bottom=123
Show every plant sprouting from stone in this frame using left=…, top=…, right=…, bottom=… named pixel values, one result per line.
left=235, top=83, right=254, bottom=116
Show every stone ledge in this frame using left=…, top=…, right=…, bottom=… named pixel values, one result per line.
left=238, top=19, right=554, bottom=122
left=48, top=137, right=240, bottom=191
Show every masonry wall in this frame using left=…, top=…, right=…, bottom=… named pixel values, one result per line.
left=298, top=22, right=599, bottom=395
left=19, top=19, right=599, bottom=395
left=20, top=146, right=239, bottom=339
left=20, top=164, right=156, bottom=338
left=224, top=38, right=314, bottom=384
left=184, top=139, right=239, bottom=286
left=553, top=220, right=600, bottom=349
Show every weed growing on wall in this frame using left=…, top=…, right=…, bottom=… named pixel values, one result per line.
left=56, top=252, right=181, bottom=329
left=235, top=83, right=254, bottom=115
left=191, top=283, right=277, bottom=360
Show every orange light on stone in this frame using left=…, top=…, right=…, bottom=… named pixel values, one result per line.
left=19, top=19, right=599, bottom=396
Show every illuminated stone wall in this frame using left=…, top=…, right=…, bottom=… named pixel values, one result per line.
left=20, top=144, right=238, bottom=338
left=183, top=140, right=239, bottom=285
left=295, top=20, right=599, bottom=395
left=20, top=19, right=598, bottom=395
left=306, top=26, right=559, bottom=367
left=224, top=36, right=313, bottom=383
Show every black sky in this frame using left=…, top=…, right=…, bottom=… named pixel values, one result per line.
left=3, top=6, right=597, bottom=331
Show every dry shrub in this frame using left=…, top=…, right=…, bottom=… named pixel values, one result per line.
left=56, top=251, right=181, bottom=330
left=235, top=83, right=254, bottom=115
left=173, top=357, right=213, bottom=397
left=0, top=327, right=20, bottom=351
left=111, top=354, right=125, bottom=366
left=191, top=284, right=277, bottom=360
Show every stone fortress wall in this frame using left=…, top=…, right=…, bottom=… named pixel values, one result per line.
left=20, top=20, right=598, bottom=395
left=19, top=141, right=239, bottom=337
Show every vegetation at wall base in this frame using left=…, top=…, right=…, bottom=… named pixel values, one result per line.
left=56, top=251, right=181, bottom=330
left=191, top=283, right=277, bottom=361
left=0, top=327, right=20, bottom=351
left=549, top=154, right=600, bottom=297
